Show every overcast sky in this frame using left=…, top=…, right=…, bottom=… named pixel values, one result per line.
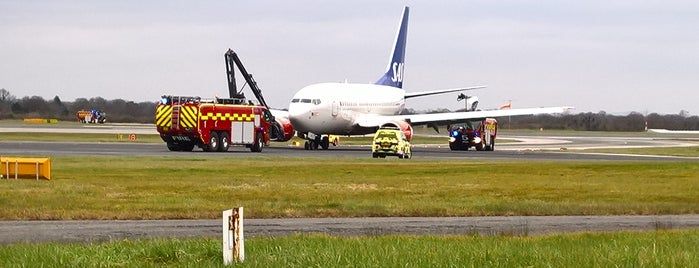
left=2, top=1, right=698, bottom=115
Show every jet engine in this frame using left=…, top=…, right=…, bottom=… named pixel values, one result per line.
left=271, top=116, right=295, bottom=141
left=379, top=121, right=413, bottom=141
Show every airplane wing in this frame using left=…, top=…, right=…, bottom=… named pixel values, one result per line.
left=356, top=106, right=574, bottom=127
left=404, top=86, right=486, bottom=99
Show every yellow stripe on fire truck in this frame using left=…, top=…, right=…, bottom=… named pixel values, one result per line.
left=200, top=112, right=255, bottom=121
left=155, top=105, right=173, bottom=127
left=179, top=106, right=198, bottom=128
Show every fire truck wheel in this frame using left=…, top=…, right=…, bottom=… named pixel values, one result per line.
left=476, top=143, right=484, bottom=151
left=206, top=132, right=220, bottom=152
left=218, top=132, right=230, bottom=152
left=304, top=141, right=310, bottom=150
left=250, top=132, right=263, bottom=152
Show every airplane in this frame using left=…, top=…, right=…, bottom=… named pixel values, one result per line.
left=271, top=6, right=573, bottom=150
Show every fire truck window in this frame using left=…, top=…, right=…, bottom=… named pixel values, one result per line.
left=262, top=110, right=272, bottom=121
left=466, top=121, right=476, bottom=130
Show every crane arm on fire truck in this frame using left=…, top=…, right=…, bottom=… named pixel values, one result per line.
left=225, top=49, right=270, bottom=109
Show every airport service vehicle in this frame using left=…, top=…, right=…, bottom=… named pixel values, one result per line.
left=155, top=48, right=298, bottom=152
left=448, top=118, right=497, bottom=151
left=76, top=109, right=106, bottom=123
left=155, top=95, right=274, bottom=152
left=372, top=128, right=412, bottom=159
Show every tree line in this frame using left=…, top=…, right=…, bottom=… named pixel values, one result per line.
left=1, top=88, right=698, bottom=130
left=0, top=88, right=156, bottom=123
left=504, top=112, right=699, bottom=131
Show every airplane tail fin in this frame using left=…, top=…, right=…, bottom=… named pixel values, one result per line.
left=375, top=6, right=409, bottom=88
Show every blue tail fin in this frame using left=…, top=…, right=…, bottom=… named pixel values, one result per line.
left=375, top=6, right=409, bottom=88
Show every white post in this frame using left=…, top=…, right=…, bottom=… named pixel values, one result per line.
left=222, top=207, right=244, bottom=265
left=36, top=161, right=39, bottom=181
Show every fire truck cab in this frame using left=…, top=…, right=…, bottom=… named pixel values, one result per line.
left=155, top=95, right=272, bottom=152
left=448, top=118, right=497, bottom=151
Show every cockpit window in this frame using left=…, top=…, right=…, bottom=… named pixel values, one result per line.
left=291, top=99, right=300, bottom=103
left=312, top=99, right=321, bottom=105
left=300, top=99, right=312, bottom=103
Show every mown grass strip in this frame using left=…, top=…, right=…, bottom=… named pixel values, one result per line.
left=1, top=230, right=697, bottom=267
left=579, top=146, right=699, bottom=157
left=1, top=156, right=697, bottom=220
left=0, top=132, right=163, bottom=143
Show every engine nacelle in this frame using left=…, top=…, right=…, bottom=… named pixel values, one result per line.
left=271, top=116, right=295, bottom=141
left=379, top=121, right=413, bottom=141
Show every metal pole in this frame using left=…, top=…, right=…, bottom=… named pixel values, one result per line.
left=36, top=161, right=39, bottom=181
left=15, top=160, right=18, bottom=180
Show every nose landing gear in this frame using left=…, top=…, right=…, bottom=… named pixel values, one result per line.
left=302, top=133, right=330, bottom=150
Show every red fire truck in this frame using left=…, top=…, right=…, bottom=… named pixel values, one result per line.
left=76, top=109, right=107, bottom=124
left=448, top=118, right=498, bottom=151
left=155, top=95, right=274, bottom=152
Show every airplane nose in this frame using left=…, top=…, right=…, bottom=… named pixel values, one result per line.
left=288, top=104, right=310, bottom=131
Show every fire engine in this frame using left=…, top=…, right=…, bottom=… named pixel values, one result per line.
left=448, top=118, right=497, bottom=151
left=156, top=95, right=275, bottom=152
left=155, top=49, right=295, bottom=153
left=76, top=109, right=106, bottom=123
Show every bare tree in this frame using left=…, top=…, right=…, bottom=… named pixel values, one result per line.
left=0, top=88, right=15, bottom=103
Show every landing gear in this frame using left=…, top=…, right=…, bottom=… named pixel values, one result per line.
left=304, top=140, right=319, bottom=150
left=301, top=132, right=331, bottom=150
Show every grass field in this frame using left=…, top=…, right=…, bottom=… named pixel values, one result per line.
left=1, top=156, right=697, bottom=220
left=1, top=125, right=698, bottom=266
left=580, top=146, right=699, bottom=157
left=1, top=230, right=697, bottom=267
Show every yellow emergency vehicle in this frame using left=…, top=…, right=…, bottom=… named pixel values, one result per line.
left=372, top=128, right=412, bottom=159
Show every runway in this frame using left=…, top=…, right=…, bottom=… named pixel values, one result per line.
left=2, top=215, right=699, bottom=244
left=1, top=125, right=698, bottom=243
left=1, top=135, right=697, bottom=161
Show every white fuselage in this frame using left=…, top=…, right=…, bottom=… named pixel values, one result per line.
left=288, top=82, right=405, bottom=135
